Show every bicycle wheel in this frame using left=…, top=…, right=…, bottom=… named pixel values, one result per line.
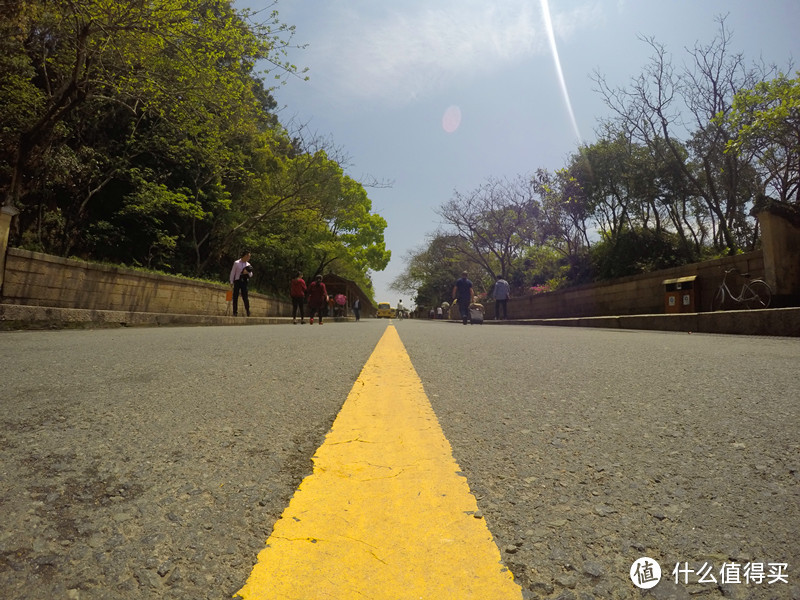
left=742, top=280, right=772, bottom=309
left=710, top=287, right=727, bottom=312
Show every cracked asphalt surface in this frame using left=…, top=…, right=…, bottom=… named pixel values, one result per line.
left=1, top=320, right=798, bottom=599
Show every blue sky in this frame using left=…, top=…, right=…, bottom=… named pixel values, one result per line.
left=238, top=0, right=798, bottom=306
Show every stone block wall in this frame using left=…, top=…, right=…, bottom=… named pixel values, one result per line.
left=0, top=247, right=769, bottom=322
left=1, top=248, right=291, bottom=317
left=485, top=250, right=765, bottom=320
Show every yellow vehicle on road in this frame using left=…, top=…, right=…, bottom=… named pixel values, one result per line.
left=376, top=302, right=396, bottom=318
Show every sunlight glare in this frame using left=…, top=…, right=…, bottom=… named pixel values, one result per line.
left=442, top=105, right=462, bottom=133
left=540, top=0, right=582, bottom=142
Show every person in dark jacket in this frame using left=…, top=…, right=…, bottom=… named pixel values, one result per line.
left=229, top=251, right=252, bottom=317
left=452, top=271, right=474, bottom=324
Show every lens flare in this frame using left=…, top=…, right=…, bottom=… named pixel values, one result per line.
left=442, top=105, right=462, bottom=133
left=540, top=0, right=581, bottom=142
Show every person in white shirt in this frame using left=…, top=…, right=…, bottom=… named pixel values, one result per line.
left=492, top=275, right=511, bottom=320
left=229, top=251, right=252, bottom=316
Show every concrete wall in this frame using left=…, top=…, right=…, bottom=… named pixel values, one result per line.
left=485, top=250, right=765, bottom=320
left=0, top=246, right=770, bottom=323
left=758, top=210, right=800, bottom=299
left=1, top=248, right=291, bottom=317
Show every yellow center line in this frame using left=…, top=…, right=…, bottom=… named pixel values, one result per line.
left=236, top=325, right=522, bottom=600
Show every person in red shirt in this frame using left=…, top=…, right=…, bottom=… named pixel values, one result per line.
left=290, top=271, right=307, bottom=324
left=307, top=275, right=328, bottom=325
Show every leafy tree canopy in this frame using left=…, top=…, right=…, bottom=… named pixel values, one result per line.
left=723, top=72, right=800, bottom=205
left=1, top=0, right=388, bottom=300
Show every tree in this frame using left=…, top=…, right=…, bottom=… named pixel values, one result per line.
left=300, top=172, right=391, bottom=284
left=723, top=73, right=800, bottom=205
left=1, top=0, right=308, bottom=270
left=215, top=155, right=390, bottom=298
left=532, top=168, right=591, bottom=259
left=566, top=135, right=642, bottom=244
left=1, top=1, right=390, bottom=298
left=436, top=175, right=541, bottom=280
left=646, top=136, right=710, bottom=253
left=1, top=0, right=302, bottom=211
left=391, top=234, right=472, bottom=310
left=590, top=227, right=697, bottom=280
left=593, top=16, right=775, bottom=253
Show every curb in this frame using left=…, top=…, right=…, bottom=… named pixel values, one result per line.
left=3, top=303, right=799, bottom=336
left=480, top=307, right=800, bottom=337
left=0, top=304, right=352, bottom=331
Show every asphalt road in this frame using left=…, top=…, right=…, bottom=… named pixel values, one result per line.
left=1, top=320, right=798, bottom=599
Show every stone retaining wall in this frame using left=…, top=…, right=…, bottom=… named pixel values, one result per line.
left=485, top=250, right=765, bottom=320
left=1, top=248, right=291, bottom=317
left=0, top=247, right=769, bottom=322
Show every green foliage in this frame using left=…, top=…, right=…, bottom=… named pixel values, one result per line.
left=513, top=246, right=570, bottom=292
left=723, top=72, right=800, bottom=204
left=590, top=228, right=700, bottom=281
left=532, top=168, right=590, bottom=259
left=1, top=0, right=387, bottom=301
left=391, top=235, right=471, bottom=310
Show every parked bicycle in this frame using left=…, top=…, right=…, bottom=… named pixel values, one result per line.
left=710, top=268, right=772, bottom=311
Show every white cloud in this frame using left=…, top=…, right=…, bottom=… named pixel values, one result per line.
left=309, top=1, right=551, bottom=104
left=551, top=1, right=607, bottom=41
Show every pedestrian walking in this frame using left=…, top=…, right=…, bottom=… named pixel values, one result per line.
left=290, top=271, right=307, bottom=324
left=492, top=274, right=511, bottom=320
left=452, top=271, right=474, bottom=324
left=353, top=297, right=361, bottom=322
left=229, top=251, right=253, bottom=317
left=307, top=275, right=328, bottom=325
